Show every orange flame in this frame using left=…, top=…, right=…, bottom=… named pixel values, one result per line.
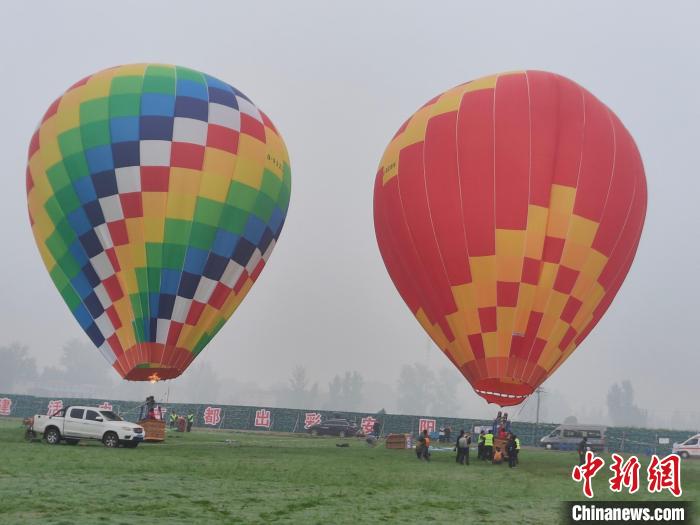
left=148, top=373, right=161, bottom=384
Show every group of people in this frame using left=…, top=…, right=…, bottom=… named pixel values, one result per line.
left=476, top=428, right=521, bottom=468
left=415, top=411, right=521, bottom=468
left=168, top=411, right=194, bottom=432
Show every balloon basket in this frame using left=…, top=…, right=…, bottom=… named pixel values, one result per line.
left=139, top=419, right=166, bottom=442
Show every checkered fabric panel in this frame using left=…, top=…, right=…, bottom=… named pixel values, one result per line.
left=373, top=71, right=646, bottom=406
left=27, top=64, right=291, bottom=380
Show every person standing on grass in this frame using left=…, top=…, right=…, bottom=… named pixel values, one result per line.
left=483, top=429, right=494, bottom=461
left=514, top=434, right=520, bottom=464
left=577, top=436, right=588, bottom=465
left=187, top=413, right=194, bottom=432
left=455, top=430, right=470, bottom=465
left=477, top=430, right=485, bottom=460
left=507, top=435, right=517, bottom=468
left=416, top=429, right=431, bottom=461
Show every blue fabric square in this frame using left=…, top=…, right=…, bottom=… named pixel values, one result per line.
left=71, top=272, right=93, bottom=299
left=73, top=175, right=97, bottom=203
left=85, top=322, right=106, bottom=347
left=140, top=116, right=173, bottom=140
left=86, top=145, right=114, bottom=174
left=177, top=79, right=208, bottom=100
left=175, top=96, right=209, bottom=121
left=141, top=93, right=175, bottom=116
left=212, top=230, right=239, bottom=258
left=243, top=215, right=265, bottom=245
left=160, top=269, right=181, bottom=295
left=208, top=87, right=238, bottom=109
left=112, top=141, right=140, bottom=168
left=92, top=171, right=118, bottom=198
left=232, top=238, right=255, bottom=266
left=73, top=303, right=94, bottom=329
left=67, top=207, right=92, bottom=236
left=110, top=117, right=140, bottom=142
left=83, top=200, right=105, bottom=227
left=183, top=247, right=208, bottom=274
left=178, top=272, right=200, bottom=299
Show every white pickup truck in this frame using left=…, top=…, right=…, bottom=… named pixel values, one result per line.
left=30, top=406, right=144, bottom=448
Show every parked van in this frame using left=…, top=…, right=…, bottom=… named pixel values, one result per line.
left=540, top=424, right=606, bottom=452
left=672, top=434, right=700, bottom=459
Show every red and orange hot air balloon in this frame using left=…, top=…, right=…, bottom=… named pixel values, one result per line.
left=373, top=70, right=646, bottom=406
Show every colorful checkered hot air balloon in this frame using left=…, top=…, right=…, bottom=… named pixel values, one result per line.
left=373, top=70, right=646, bottom=406
left=26, top=64, right=291, bottom=381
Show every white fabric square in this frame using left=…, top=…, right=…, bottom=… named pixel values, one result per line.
left=173, top=117, right=208, bottom=145
left=156, top=319, right=170, bottom=344
left=140, top=140, right=172, bottom=166
left=94, top=223, right=113, bottom=250
left=237, top=97, right=262, bottom=121
left=94, top=312, right=115, bottom=337
left=262, top=239, right=276, bottom=262
left=208, top=103, right=240, bottom=130
left=99, top=195, right=124, bottom=223
left=193, top=277, right=217, bottom=303
left=94, top=283, right=111, bottom=309
left=90, top=252, right=114, bottom=280
left=97, top=342, right=117, bottom=365
left=172, top=296, right=192, bottom=323
left=115, top=166, right=141, bottom=193
left=220, top=260, right=244, bottom=289
left=245, top=249, right=262, bottom=274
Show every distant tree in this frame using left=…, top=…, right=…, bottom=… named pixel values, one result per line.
left=0, top=342, right=37, bottom=393
left=431, top=368, right=460, bottom=416
left=341, top=371, right=364, bottom=411
left=563, top=415, right=578, bottom=425
left=606, top=380, right=647, bottom=427
left=397, top=363, right=435, bottom=415
left=282, top=366, right=318, bottom=408
left=326, top=375, right=343, bottom=409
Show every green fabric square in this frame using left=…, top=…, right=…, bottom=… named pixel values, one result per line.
left=135, top=268, right=149, bottom=291
left=45, top=231, right=67, bottom=260
left=162, top=243, right=187, bottom=269
left=226, top=182, right=258, bottom=213
left=189, top=223, right=216, bottom=250
left=146, top=243, right=163, bottom=267
left=44, top=196, right=64, bottom=225
left=252, top=193, right=275, bottom=222
left=194, top=198, right=223, bottom=227
left=57, top=253, right=80, bottom=279
left=219, top=205, right=249, bottom=235
left=111, top=75, right=143, bottom=95
left=49, top=266, right=69, bottom=290
left=81, top=121, right=111, bottom=149
left=46, top=162, right=71, bottom=193
left=60, top=285, right=81, bottom=311
left=55, top=219, right=76, bottom=245
left=54, top=186, right=81, bottom=213
left=58, top=128, right=84, bottom=158
left=109, top=94, right=141, bottom=117
left=164, top=219, right=191, bottom=244
left=147, top=268, right=160, bottom=290
left=62, top=154, right=90, bottom=182
left=80, top=98, right=109, bottom=124
left=260, top=169, right=282, bottom=201
left=175, top=66, right=204, bottom=83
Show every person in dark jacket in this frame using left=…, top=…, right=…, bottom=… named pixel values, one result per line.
left=507, top=435, right=517, bottom=468
left=455, top=430, right=471, bottom=465
left=477, top=430, right=485, bottom=460
left=578, top=437, right=588, bottom=465
left=416, top=429, right=431, bottom=461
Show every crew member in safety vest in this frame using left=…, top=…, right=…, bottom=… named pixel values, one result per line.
left=186, top=413, right=194, bottom=432
left=169, top=411, right=177, bottom=429
left=483, top=430, right=494, bottom=461
left=514, top=434, right=521, bottom=464
left=477, top=430, right=486, bottom=460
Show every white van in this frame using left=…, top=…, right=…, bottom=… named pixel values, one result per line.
left=672, top=434, right=700, bottom=459
left=540, top=424, right=606, bottom=452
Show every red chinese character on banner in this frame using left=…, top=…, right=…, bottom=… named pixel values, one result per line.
left=98, top=402, right=113, bottom=411
left=304, top=412, right=322, bottom=429
left=647, top=454, right=682, bottom=497
left=419, top=419, right=436, bottom=434
left=361, top=416, right=377, bottom=435
left=203, top=407, right=222, bottom=426
left=572, top=451, right=606, bottom=498
left=0, top=398, right=12, bottom=416
left=47, top=400, right=63, bottom=415
left=609, top=453, right=641, bottom=494
left=255, top=409, right=271, bottom=428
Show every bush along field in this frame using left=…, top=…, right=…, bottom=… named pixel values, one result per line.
left=0, top=419, right=697, bottom=525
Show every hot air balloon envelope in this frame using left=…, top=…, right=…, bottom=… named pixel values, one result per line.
left=27, top=64, right=291, bottom=380
left=373, top=70, right=646, bottom=406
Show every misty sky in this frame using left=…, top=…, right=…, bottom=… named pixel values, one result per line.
left=1, top=1, right=698, bottom=422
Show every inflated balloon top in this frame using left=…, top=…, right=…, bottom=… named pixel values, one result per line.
left=27, top=64, right=291, bottom=381
left=374, top=70, right=646, bottom=406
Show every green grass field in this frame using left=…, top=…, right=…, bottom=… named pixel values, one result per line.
left=0, top=419, right=697, bottom=524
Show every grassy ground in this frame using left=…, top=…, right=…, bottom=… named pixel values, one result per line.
left=0, top=418, right=697, bottom=524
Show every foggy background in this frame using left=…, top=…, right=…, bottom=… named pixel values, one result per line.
left=1, top=1, right=698, bottom=430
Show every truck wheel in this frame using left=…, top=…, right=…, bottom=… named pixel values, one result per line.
left=103, top=432, right=119, bottom=448
left=65, top=439, right=79, bottom=446
left=679, top=451, right=689, bottom=459
left=45, top=427, right=61, bottom=445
